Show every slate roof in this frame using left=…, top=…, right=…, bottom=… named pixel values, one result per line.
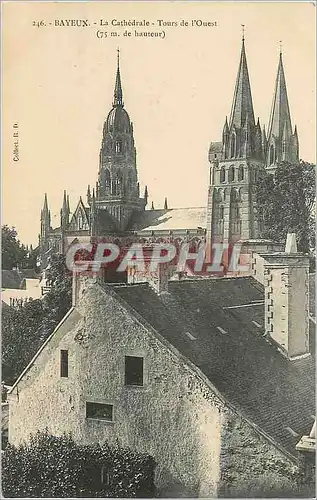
left=129, top=207, right=207, bottom=232
left=112, top=276, right=315, bottom=457
left=1, top=269, right=40, bottom=289
left=97, top=209, right=117, bottom=233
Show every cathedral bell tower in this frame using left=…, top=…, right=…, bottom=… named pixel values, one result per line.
left=207, top=34, right=264, bottom=253
left=96, top=50, right=146, bottom=232
left=265, top=50, right=299, bottom=172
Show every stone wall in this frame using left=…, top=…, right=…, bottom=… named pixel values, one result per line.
left=9, top=283, right=303, bottom=497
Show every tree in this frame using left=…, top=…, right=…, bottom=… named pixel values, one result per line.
left=1, top=225, right=39, bottom=270
left=2, top=299, right=45, bottom=383
left=2, top=430, right=156, bottom=498
left=256, top=161, right=316, bottom=253
left=42, top=253, right=72, bottom=330
left=1, top=225, right=28, bottom=270
left=2, top=254, right=72, bottom=385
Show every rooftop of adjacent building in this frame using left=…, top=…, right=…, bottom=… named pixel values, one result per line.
left=105, top=275, right=315, bottom=458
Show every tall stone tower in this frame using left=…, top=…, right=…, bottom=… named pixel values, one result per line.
left=95, top=50, right=146, bottom=232
left=39, top=193, right=51, bottom=267
left=207, top=36, right=264, bottom=252
left=265, top=51, right=299, bottom=172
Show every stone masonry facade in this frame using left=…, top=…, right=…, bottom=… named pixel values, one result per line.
left=9, top=283, right=304, bottom=497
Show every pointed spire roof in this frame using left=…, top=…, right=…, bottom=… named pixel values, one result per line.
left=229, top=37, right=255, bottom=129
left=113, top=48, right=123, bottom=107
left=43, top=193, right=49, bottom=213
left=62, top=190, right=68, bottom=213
left=294, top=124, right=298, bottom=138
left=164, top=197, right=168, bottom=210
left=267, top=51, right=292, bottom=142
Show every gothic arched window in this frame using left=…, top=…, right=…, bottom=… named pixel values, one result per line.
left=228, top=166, right=235, bottom=182
left=230, top=135, right=236, bottom=158
left=115, top=140, right=122, bottom=154
left=105, top=169, right=111, bottom=187
left=220, top=206, right=224, bottom=219
left=269, top=144, right=275, bottom=165
left=77, top=210, right=83, bottom=230
left=220, top=167, right=225, bottom=183
left=111, top=178, right=117, bottom=195
left=126, top=171, right=133, bottom=192
left=117, top=171, right=123, bottom=195
left=238, top=165, right=244, bottom=181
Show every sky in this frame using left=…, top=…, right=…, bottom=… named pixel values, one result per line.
left=2, top=1, right=316, bottom=246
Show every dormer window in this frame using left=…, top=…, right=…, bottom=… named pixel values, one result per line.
left=115, top=140, right=122, bottom=153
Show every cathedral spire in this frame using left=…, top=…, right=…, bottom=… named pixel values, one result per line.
left=41, top=193, right=51, bottom=237
left=113, top=48, right=123, bottom=107
left=62, top=190, right=68, bottom=214
left=60, top=190, right=70, bottom=229
left=266, top=49, right=298, bottom=167
left=267, top=50, right=292, bottom=146
left=229, top=35, right=255, bottom=129
left=42, top=193, right=49, bottom=215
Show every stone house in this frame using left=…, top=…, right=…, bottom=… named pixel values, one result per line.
left=39, top=36, right=299, bottom=271
left=8, top=236, right=315, bottom=497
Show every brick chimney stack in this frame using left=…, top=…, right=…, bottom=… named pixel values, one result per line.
left=262, top=233, right=310, bottom=360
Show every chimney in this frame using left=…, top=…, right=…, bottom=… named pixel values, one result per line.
left=262, top=233, right=310, bottom=360
left=149, top=262, right=171, bottom=294
left=127, top=249, right=173, bottom=294
left=296, top=420, right=316, bottom=453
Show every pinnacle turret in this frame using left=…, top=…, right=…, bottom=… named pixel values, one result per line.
left=113, top=48, right=123, bottom=107
left=60, top=190, right=70, bottom=229
left=41, top=193, right=51, bottom=238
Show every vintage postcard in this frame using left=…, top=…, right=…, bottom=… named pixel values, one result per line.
left=1, top=1, right=316, bottom=498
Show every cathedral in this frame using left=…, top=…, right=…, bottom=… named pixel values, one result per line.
left=39, top=36, right=300, bottom=272
left=9, top=36, right=315, bottom=498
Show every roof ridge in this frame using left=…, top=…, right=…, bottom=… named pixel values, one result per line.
left=145, top=206, right=206, bottom=211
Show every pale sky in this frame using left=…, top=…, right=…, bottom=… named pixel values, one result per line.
left=2, top=1, right=316, bottom=246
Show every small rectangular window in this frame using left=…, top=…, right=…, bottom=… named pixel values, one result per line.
left=125, top=356, right=144, bottom=386
left=101, top=467, right=111, bottom=486
left=86, top=402, right=113, bottom=421
left=60, top=350, right=68, bottom=378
